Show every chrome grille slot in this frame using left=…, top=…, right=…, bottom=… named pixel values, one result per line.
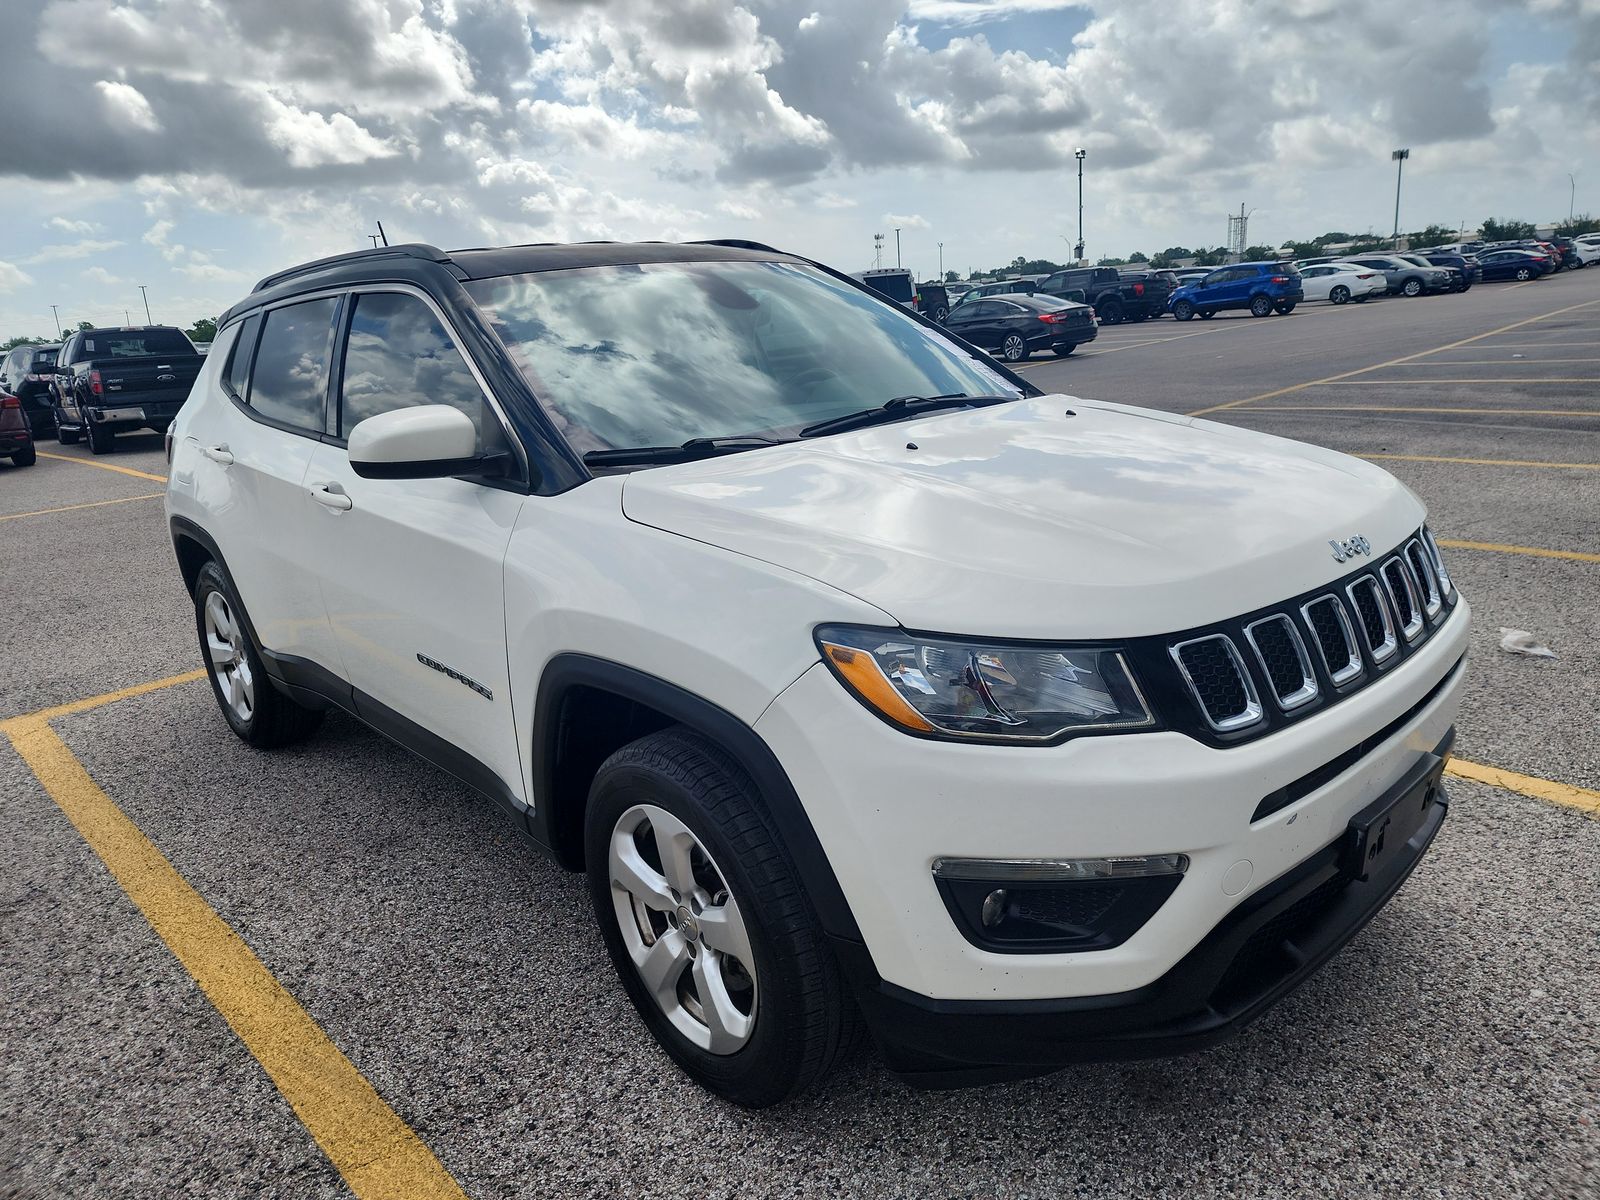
left=1405, top=539, right=1442, bottom=618
left=1244, top=615, right=1318, bottom=710
left=1380, top=557, right=1424, bottom=641
left=1170, top=635, right=1262, bottom=732
left=1346, top=575, right=1398, bottom=664
left=1300, top=595, right=1363, bottom=685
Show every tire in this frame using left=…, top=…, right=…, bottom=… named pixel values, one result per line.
left=1249, top=294, right=1273, bottom=318
left=933, top=306, right=949, bottom=324
left=1329, top=285, right=1350, bottom=305
left=193, top=561, right=324, bottom=749
left=1199, top=309, right=1216, bottom=319
left=1354, top=295, right=1369, bottom=303
left=12, top=445, right=36, bottom=467
left=1130, top=313, right=1148, bottom=323
left=585, top=728, right=856, bottom=1108
left=1401, top=277, right=1424, bottom=297
left=1097, top=300, right=1125, bottom=325
left=55, top=415, right=80, bottom=445
left=1456, top=282, right=1470, bottom=293
left=1514, top=267, right=1532, bottom=281
left=1172, top=299, right=1195, bottom=321
left=1052, top=344, right=1076, bottom=357
left=85, top=420, right=113, bottom=455
left=1274, top=301, right=1296, bottom=315
left=1000, top=333, right=1030, bottom=362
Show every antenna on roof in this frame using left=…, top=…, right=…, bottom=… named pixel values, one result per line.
left=375, top=221, right=389, bottom=247
left=368, top=235, right=380, bottom=248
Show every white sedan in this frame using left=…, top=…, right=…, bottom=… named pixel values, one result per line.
left=1298, top=262, right=1387, bottom=304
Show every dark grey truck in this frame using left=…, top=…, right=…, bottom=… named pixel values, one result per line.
left=50, top=326, right=204, bottom=454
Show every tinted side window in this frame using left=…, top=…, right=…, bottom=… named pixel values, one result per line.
left=248, top=298, right=337, bottom=431
left=338, top=293, right=489, bottom=446
left=224, top=314, right=260, bottom=401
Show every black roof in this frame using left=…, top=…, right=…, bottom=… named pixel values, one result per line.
left=225, top=239, right=801, bottom=327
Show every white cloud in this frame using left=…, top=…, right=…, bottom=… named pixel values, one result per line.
left=260, top=97, right=399, bottom=168
left=885, top=212, right=931, bottom=229
left=95, top=80, right=161, bottom=132
left=0, top=262, right=34, bottom=292
left=48, top=216, right=103, bottom=236
left=82, top=266, right=125, bottom=286
left=26, top=239, right=124, bottom=263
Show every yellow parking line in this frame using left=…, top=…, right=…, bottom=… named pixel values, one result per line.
left=1454, top=341, right=1600, bottom=349
left=1360, top=454, right=1600, bottom=470
left=0, top=492, right=165, bottom=523
left=0, top=681, right=469, bottom=1200
left=1446, top=758, right=1600, bottom=817
left=36, top=449, right=168, bottom=483
left=1310, top=378, right=1600, bottom=385
left=1434, top=538, right=1600, bottom=564
left=1187, top=297, right=1600, bottom=416
left=12, top=668, right=209, bottom=724
left=1248, top=404, right=1600, bottom=419
left=1379, top=358, right=1600, bottom=365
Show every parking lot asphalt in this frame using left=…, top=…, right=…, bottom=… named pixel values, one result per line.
left=2, top=273, right=1597, bottom=1198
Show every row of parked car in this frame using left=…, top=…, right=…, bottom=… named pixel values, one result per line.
left=0, top=325, right=205, bottom=463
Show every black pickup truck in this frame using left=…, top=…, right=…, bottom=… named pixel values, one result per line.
left=50, top=326, right=204, bottom=454
left=1035, top=266, right=1173, bottom=324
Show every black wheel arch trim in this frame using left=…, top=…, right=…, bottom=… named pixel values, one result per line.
left=530, top=653, right=867, bottom=945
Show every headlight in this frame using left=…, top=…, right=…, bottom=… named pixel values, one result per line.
left=816, top=625, right=1155, bottom=743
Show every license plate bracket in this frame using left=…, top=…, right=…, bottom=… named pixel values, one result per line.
left=1343, top=752, right=1444, bottom=882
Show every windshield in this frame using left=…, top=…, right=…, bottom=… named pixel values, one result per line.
left=465, top=261, right=1022, bottom=454
left=73, top=329, right=195, bottom=360
left=861, top=273, right=915, bottom=303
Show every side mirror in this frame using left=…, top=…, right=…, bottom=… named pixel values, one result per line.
left=348, top=405, right=501, bottom=480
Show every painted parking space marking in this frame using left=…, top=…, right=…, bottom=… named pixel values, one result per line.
left=1434, top=538, right=1600, bottom=565
left=1447, top=758, right=1600, bottom=817
left=1243, top=405, right=1600, bottom=418
left=1359, top=454, right=1600, bottom=471
left=1186, top=297, right=1600, bottom=417
left=0, top=674, right=470, bottom=1200
left=35, top=449, right=169, bottom=483
left=0, top=492, right=165, bottom=523
left=1306, top=378, right=1600, bottom=386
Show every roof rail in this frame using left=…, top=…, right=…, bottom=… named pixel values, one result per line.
left=252, top=243, right=452, bottom=293
left=689, top=238, right=786, bottom=255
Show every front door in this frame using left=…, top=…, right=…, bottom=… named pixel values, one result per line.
left=303, top=288, right=529, bottom=805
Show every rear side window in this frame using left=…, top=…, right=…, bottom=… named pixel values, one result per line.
left=337, top=292, right=491, bottom=445
left=224, top=314, right=260, bottom=401
left=248, top=298, right=338, bottom=431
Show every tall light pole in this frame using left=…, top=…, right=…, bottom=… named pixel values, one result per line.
left=873, top=232, right=884, bottom=269
left=138, top=284, right=152, bottom=323
left=894, top=227, right=902, bottom=268
left=1569, top=173, right=1577, bottom=224
left=1391, top=148, right=1410, bottom=248
left=1074, top=147, right=1087, bottom=262
left=49, top=304, right=60, bottom=337
left=937, top=242, right=944, bottom=279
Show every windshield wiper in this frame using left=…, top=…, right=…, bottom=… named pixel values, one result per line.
left=582, top=435, right=791, bottom=468
left=798, top=393, right=1017, bottom=439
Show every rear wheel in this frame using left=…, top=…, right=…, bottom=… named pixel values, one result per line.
left=11, top=445, right=36, bottom=467
left=1401, top=277, right=1424, bottom=297
left=1000, top=333, right=1029, bottom=361
left=1172, top=299, right=1195, bottom=321
left=585, top=729, right=855, bottom=1108
left=85, top=420, right=113, bottom=455
left=1249, top=294, right=1273, bottom=318
left=1329, top=285, right=1351, bottom=305
left=1097, top=299, right=1125, bottom=325
left=194, top=561, right=324, bottom=748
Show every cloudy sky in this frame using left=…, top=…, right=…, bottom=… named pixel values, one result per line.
left=1, top=0, right=1597, bottom=340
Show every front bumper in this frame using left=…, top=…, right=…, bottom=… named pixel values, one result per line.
left=844, top=747, right=1448, bottom=1085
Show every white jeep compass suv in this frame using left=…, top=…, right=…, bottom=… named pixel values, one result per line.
left=165, top=240, right=1470, bottom=1107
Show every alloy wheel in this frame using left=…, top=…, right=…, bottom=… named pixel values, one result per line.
left=203, top=590, right=255, bottom=722
left=1002, top=334, right=1027, bottom=360
left=608, top=803, right=758, bottom=1055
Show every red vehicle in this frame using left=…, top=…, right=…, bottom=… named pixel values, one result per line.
left=1, top=387, right=37, bottom=467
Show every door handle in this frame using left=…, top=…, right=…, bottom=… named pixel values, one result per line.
left=202, top=443, right=234, bottom=465
left=309, top=483, right=353, bottom=511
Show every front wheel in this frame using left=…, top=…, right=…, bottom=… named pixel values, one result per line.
left=1000, top=333, right=1030, bottom=361
left=1353, top=294, right=1369, bottom=303
left=1330, top=285, right=1350, bottom=305
left=1514, top=267, right=1532, bottom=281
left=1199, top=309, right=1216, bottom=319
left=1402, top=277, right=1424, bottom=297
left=1172, top=299, right=1195, bottom=321
left=585, top=729, right=855, bottom=1108
left=1274, top=301, right=1296, bottom=315
left=55, top=412, right=80, bottom=445
left=1249, top=294, right=1274, bottom=317
left=194, top=561, right=324, bottom=748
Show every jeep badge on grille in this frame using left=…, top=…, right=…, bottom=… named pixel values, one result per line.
left=1329, top=535, right=1372, bottom=563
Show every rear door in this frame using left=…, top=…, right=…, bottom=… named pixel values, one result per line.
left=303, top=287, right=528, bottom=803
left=193, top=298, right=346, bottom=671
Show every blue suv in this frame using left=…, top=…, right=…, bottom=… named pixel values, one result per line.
left=1168, top=262, right=1304, bottom=320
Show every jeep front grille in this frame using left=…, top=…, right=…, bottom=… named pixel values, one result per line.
left=1169, top=635, right=1261, bottom=731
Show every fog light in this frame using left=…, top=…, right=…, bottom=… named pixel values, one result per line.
left=933, top=855, right=1188, bottom=954
left=981, top=888, right=1008, bottom=929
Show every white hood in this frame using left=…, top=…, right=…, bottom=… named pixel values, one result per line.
left=620, top=396, right=1424, bottom=639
